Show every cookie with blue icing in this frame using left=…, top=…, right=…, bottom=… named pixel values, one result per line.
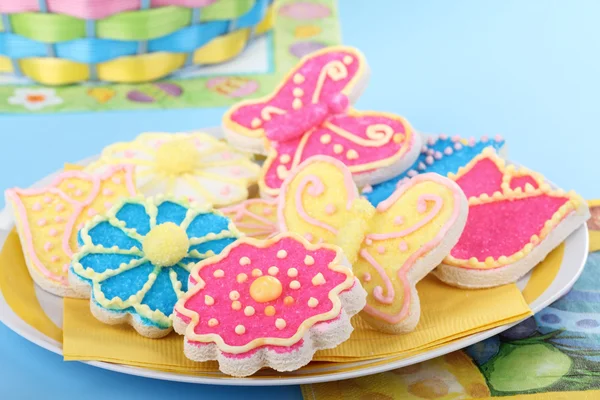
left=363, top=135, right=505, bottom=206
left=69, top=195, right=241, bottom=338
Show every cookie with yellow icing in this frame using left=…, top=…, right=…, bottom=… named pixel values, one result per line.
left=5, top=166, right=136, bottom=297
left=86, top=132, right=261, bottom=207
left=278, top=156, right=469, bottom=333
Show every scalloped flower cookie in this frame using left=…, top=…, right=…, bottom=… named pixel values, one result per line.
left=435, top=148, right=590, bottom=288
left=277, top=156, right=468, bottom=334
left=173, top=233, right=366, bottom=377
left=69, top=196, right=241, bottom=338
left=5, top=166, right=136, bottom=297
left=85, top=132, right=260, bottom=207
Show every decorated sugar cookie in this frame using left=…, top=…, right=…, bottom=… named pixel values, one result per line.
left=222, top=46, right=422, bottom=198
left=220, top=198, right=278, bottom=239
left=173, top=233, right=366, bottom=376
left=435, top=148, right=589, bottom=289
left=86, top=132, right=260, bottom=207
left=365, top=134, right=505, bottom=206
left=69, top=195, right=241, bottom=338
left=5, top=166, right=136, bottom=297
left=278, top=156, right=469, bottom=333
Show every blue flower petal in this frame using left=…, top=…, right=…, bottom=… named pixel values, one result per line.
left=190, top=237, right=237, bottom=256
left=139, top=268, right=178, bottom=316
left=172, top=265, right=190, bottom=293
left=77, top=253, right=142, bottom=274
left=186, top=212, right=231, bottom=239
left=156, top=201, right=188, bottom=226
left=87, top=221, right=141, bottom=250
left=115, top=203, right=151, bottom=235
left=97, top=262, right=154, bottom=302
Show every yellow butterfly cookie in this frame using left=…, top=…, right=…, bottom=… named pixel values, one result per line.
left=278, top=156, right=469, bottom=333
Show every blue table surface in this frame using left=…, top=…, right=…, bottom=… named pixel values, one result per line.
left=1, top=1, right=599, bottom=398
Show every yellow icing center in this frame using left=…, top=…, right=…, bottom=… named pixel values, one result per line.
left=155, top=139, right=200, bottom=175
left=250, top=275, right=282, bottom=303
left=143, top=222, right=189, bottom=267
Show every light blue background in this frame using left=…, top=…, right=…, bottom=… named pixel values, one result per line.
left=0, top=1, right=598, bottom=398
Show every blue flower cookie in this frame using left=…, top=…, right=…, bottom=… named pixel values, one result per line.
left=69, top=195, right=241, bottom=338
left=363, top=135, right=506, bottom=206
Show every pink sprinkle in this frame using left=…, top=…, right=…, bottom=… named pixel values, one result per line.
left=427, top=137, right=436, bottom=145
left=440, top=134, right=448, bottom=140
left=362, top=184, right=373, bottom=194
left=407, top=170, right=418, bottom=177
left=434, top=151, right=443, bottom=160
left=37, top=218, right=47, bottom=227
left=102, top=188, right=114, bottom=196
left=377, top=245, right=386, bottom=254
left=67, top=183, right=75, bottom=189
left=454, top=143, right=463, bottom=151
left=43, top=242, right=53, bottom=252
left=77, top=223, right=84, bottom=230
left=324, top=204, right=336, bottom=215
left=55, top=216, right=64, bottom=223
left=481, top=135, right=489, bottom=143
left=231, top=166, right=242, bottom=176
left=417, top=162, right=426, bottom=171
left=394, top=216, right=404, bottom=225
left=425, top=156, right=434, bottom=165
left=220, top=186, right=231, bottom=196
left=222, top=152, right=233, bottom=160
left=43, top=196, right=52, bottom=204
left=124, top=149, right=135, bottom=158
left=427, top=149, right=434, bottom=156
left=51, top=255, right=60, bottom=263
left=363, top=273, right=371, bottom=282
left=263, top=207, right=273, bottom=215
left=74, top=189, right=83, bottom=196
left=495, top=134, right=503, bottom=142
left=468, top=137, right=476, bottom=146
left=398, top=241, right=408, bottom=251
left=304, top=233, right=313, bottom=242
left=365, top=238, right=373, bottom=246
left=87, top=208, right=97, bottom=217
left=112, top=177, right=122, bottom=184
left=62, top=264, right=69, bottom=272
left=32, top=202, right=42, bottom=211
left=451, top=135, right=460, bottom=142
left=55, top=203, right=65, bottom=212
left=104, top=202, right=113, bottom=209
left=444, top=147, right=453, bottom=155
left=48, top=228, right=58, bottom=237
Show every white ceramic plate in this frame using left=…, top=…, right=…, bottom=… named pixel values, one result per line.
left=0, top=130, right=590, bottom=386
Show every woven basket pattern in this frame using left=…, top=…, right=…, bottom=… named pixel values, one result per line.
left=0, top=0, right=274, bottom=84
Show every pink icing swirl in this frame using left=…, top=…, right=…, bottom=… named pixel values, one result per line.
left=295, top=174, right=338, bottom=235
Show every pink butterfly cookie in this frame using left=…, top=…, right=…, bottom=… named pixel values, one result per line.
left=223, top=46, right=422, bottom=198
left=435, top=148, right=590, bottom=288
left=277, top=156, right=469, bottom=333
left=173, top=233, right=366, bottom=377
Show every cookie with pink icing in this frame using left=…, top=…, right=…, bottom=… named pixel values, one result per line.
left=5, top=166, right=136, bottom=297
left=277, top=156, right=469, bottom=334
left=222, top=46, right=422, bottom=198
left=220, top=198, right=278, bottom=239
left=435, top=148, right=590, bottom=288
left=173, top=232, right=366, bottom=377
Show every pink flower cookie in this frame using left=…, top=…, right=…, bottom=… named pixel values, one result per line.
left=173, top=233, right=366, bottom=377
left=277, top=156, right=469, bottom=334
left=435, top=148, right=590, bottom=288
left=5, top=166, right=136, bottom=297
left=219, top=198, right=278, bottom=239
left=222, top=46, right=422, bottom=198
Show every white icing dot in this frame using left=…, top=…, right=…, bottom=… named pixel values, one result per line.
left=204, top=295, right=214, bottom=306
left=208, top=318, right=219, bottom=327
left=277, top=249, right=288, bottom=259
left=304, top=255, right=314, bottom=266
left=251, top=118, right=262, bottom=128
left=239, top=256, right=251, bottom=266
left=289, top=280, right=301, bottom=290
left=229, top=290, right=240, bottom=301
left=346, top=149, right=359, bottom=160
left=312, top=273, right=326, bottom=286
left=343, top=55, right=353, bottom=65
left=292, top=98, right=302, bottom=110
left=293, top=87, right=304, bottom=97
left=235, top=325, right=246, bottom=335
left=293, top=73, right=305, bottom=84
left=237, top=273, right=248, bottom=283
left=279, top=154, right=291, bottom=164
left=308, top=297, right=319, bottom=308
left=252, top=268, right=262, bottom=277
left=287, top=268, right=298, bottom=278
left=275, top=318, right=286, bottom=330
left=320, top=134, right=332, bottom=144
left=333, top=144, right=344, bottom=154
left=214, top=269, right=225, bottom=278
left=268, top=266, right=279, bottom=276
left=231, top=301, right=242, bottom=310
